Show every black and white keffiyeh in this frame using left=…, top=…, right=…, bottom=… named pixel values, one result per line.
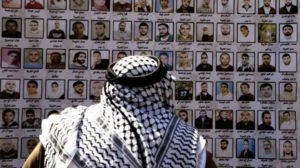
left=40, top=56, right=206, bottom=168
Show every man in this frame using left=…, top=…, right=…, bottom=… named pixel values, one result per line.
left=236, top=111, right=255, bottom=130
left=281, top=140, right=295, bottom=159
left=155, top=23, right=173, bottom=42
left=216, top=82, right=233, bottom=100
left=219, top=0, right=233, bottom=13
left=25, top=139, right=38, bottom=157
left=158, top=52, right=173, bottom=70
left=26, top=80, right=40, bottom=98
left=258, top=53, right=276, bottom=72
left=239, top=0, right=254, bottom=13
left=70, top=0, right=87, bottom=10
left=280, top=83, right=296, bottom=101
left=197, top=26, right=213, bottom=42
left=238, top=83, right=255, bottom=101
left=279, top=0, right=298, bottom=14
left=196, top=52, right=213, bottom=71
left=93, top=21, right=110, bottom=40
left=2, top=50, right=21, bottom=68
left=21, top=109, right=41, bottom=129
left=195, top=82, right=213, bottom=100
left=46, top=81, right=65, bottom=99
left=69, top=80, right=85, bottom=99
left=70, top=52, right=87, bottom=69
left=115, top=51, right=128, bottom=61
left=90, top=81, right=103, bottom=100
left=0, top=80, right=20, bottom=99
left=24, top=56, right=210, bottom=168
left=2, top=19, right=21, bottom=38
left=177, top=110, right=189, bottom=123
left=91, top=51, right=109, bottom=70
left=281, top=24, right=296, bottom=42
left=258, top=111, right=275, bottom=130
left=197, top=0, right=212, bottom=13
left=158, top=0, right=173, bottom=12
left=25, top=0, right=43, bottom=9
left=259, top=83, right=274, bottom=100
left=2, top=0, right=21, bottom=8
left=259, top=24, right=276, bottom=43
left=175, top=82, right=192, bottom=100
left=195, top=110, right=212, bottom=129
left=259, top=139, right=275, bottom=159
left=46, top=52, right=65, bottom=69
left=280, top=111, right=296, bottom=130
left=215, top=110, right=233, bottom=129
left=176, top=0, right=194, bottom=13
left=113, top=21, right=131, bottom=41
left=134, top=0, right=152, bottom=12
left=280, top=53, right=293, bottom=71
left=238, top=25, right=254, bottom=43
left=217, top=24, right=233, bottom=42
left=216, top=52, right=233, bottom=71
left=176, top=51, right=192, bottom=70
left=0, top=139, right=18, bottom=159
left=1, top=109, right=18, bottom=129
left=237, top=53, right=255, bottom=72
left=238, top=139, right=254, bottom=158
left=258, top=0, right=276, bottom=14
left=24, top=49, right=42, bottom=69
left=216, top=139, right=231, bottom=158
left=26, top=20, right=42, bottom=38
left=113, top=0, right=132, bottom=11
left=177, top=23, right=193, bottom=42
left=48, top=20, right=66, bottom=39
left=69, top=21, right=88, bottom=40
left=135, top=22, right=151, bottom=41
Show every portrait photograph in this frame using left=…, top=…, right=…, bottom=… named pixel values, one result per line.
left=90, top=50, right=110, bottom=70
left=45, top=79, right=65, bottom=99
left=258, top=23, right=277, bottom=43
left=155, top=22, right=174, bottom=42
left=134, top=0, right=153, bottom=12
left=195, top=81, right=213, bottom=101
left=175, top=109, right=193, bottom=125
left=25, top=0, right=44, bottom=9
left=216, top=23, right=234, bottom=42
left=216, top=52, right=234, bottom=72
left=196, top=23, right=214, bottom=42
left=216, top=0, right=234, bottom=14
left=195, top=51, right=213, bottom=71
left=113, top=0, right=132, bottom=12
left=215, top=81, right=234, bottom=101
left=279, top=0, right=298, bottom=14
left=21, top=137, right=39, bottom=159
left=1, top=48, right=21, bottom=69
left=236, top=138, right=255, bottom=159
left=113, top=20, right=132, bottom=41
left=196, top=0, right=214, bottom=13
left=70, top=0, right=89, bottom=10
left=279, top=139, right=297, bottom=160
left=176, top=0, right=195, bottom=13
left=89, top=80, right=105, bottom=100
left=24, top=18, right=44, bottom=39
left=23, top=48, right=43, bottom=69
left=133, top=50, right=152, bottom=56
left=69, top=20, right=89, bottom=40
left=134, top=21, right=153, bottom=41
left=194, top=109, right=213, bottom=129
left=21, top=108, right=41, bottom=129
left=47, top=19, right=67, bottom=39
left=68, top=49, right=88, bottom=70
left=23, top=79, right=42, bottom=99
left=279, top=110, right=296, bottom=130
left=0, top=108, right=19, bottom=129
left=0, top=138, right=18, bottom=159
left=237, top=23, right=255, bottom=43
left=237, top=0, right=255, bottom=14
left=236, top=82, right=255, bottom=101
left=257, top=82, right=276, bottom=101
left=91, top=20, right=110, bottom=41
left=2, top=0, right=22, bottom=9
left=91, top=0, right=110, bottom=11
left=236, top=110, right=255, bottom=130
left=279, top=82, right=297, bottom=102
left=2, top=18, right=22, bottom=38
left=68, top=80, right=87, bottom=100
left=0, top=79, right=20, bottom=99
left=46, top=49, right=66, bottom=69
left=258, top=0, right=276, bottom=14
left=155, top=0, right=174, bottom=13
left=258, top=138, right=276, bottom=159
left=112, top=50, right=131, bottom=62
left=236, top=52, right=255, bottom=72
left=279, top=23, right=298, bottom=43
left=175, top=51, right=193, bottom=71
left=257, top=52, right=276, bottom=72
left=176, top=22, right=194, bottom=42
left=47, top=0, right=67, bottom=10
left=215, top=110, right=233, bottom=129
left=154, top=50, right=174, bottom=71
left=175, top=81, right=193, bottom=100
left=257, top=110, right=276, bottom=130
left=44, top=108, right=62, bottom=118
left=279, top=52, right=297, bottom=72
left=215, top=138, right=233, bottom=158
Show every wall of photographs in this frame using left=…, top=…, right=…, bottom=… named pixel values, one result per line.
left=0, top=0, right=299, bottom=167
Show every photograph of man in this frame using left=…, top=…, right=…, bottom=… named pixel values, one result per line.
left=24, top=80, right=42, bottom=99
left=155, top=23, right=174, bottom=42
left=216, top=52, right=234, bottom=71
left=196, top=23, right=213, bottom=42
left=279, top=82, right=296, bottom=101
left=216, top=82, right=233, bottom=101
left=2, top=0, right=21, bottom=8
left=176, top=109, right=192, bottom=125
left=25, top=0, right=44, bottom=9
left=237, top=82, right=255, bottom=101
left=238, top=0, right=255, bottom=14
left=70, top=0, right=89, bottom=10
left=47, top=20, right=66, bottom=39
left=46, top=80, right=65, bottom=99
left=279, top=0, right=298, bottom=14
left=279, top=111, right=296, bottom=130
left=258, top=139, right=276, bottom=159
left=258, top=82, right=275, bottom=101
left=90, top=50, right=109, bottom=70
left=195, top=52, right=213, bottom=71
left=237, top=52, right=255, bottom=72
left=90, top=80, right=104, bottom=100
left=156, top=0, right=173, bottom=12
left=68, top=80, right=86, bottom=99
left=21, top=138, right=38, bottom=158
left=215, top=110, right=233, bottom=129
left=258, top=0, right=276, bottom=14
left=113, top=21, right=132, bottom=41
left=2, top=18, right=22, bottom=38
left=47, top=0, right=67, bottom=10
left=0, top=80, right=20, bottom=99
left=175, top=51, right=193, bottom=70
left=0, top=109, right=19, bottom=129
left=91, top=0, right=110, bottom=11
left=194, top=110, right=212, bottom=129
left=258, top=110, right=275, bottom=130
left=69, top=50, right=88, bottom=69
left=156, top=51, right=173, bottom=70
left=176, top=22, right=193, bottom=42
left=113, top=0, right=132, bottom=11
left=134, top=22, right=152, bottom=41
left=25, top=20, right=43, bottom=38
left=21, top=109, right=41, bottom=129
left=92, top=21, right=110, bottom=40
left=280, top=140, right=296, bottom=160
left=236, top=110, right=255, bottom=130
left=217, top=0, right=233, bottom=13
left=258, top=23, right=276, bottom=43
left=217, top=23, right=234, bottom=42
left=279, top=24, right=297, bottom=42
left=237, top=24, right=255, bottom=43
left=134, top=0, right=152, bottom=12
left=46, top=50, right=66, bottom=69
left=69, top=21, right=88, bottom=40
left=0, top=138, right=18, bottom=159
left=215, top=138, right=233, bottom=158
left=197, top=0, right=213, bottom=13
left=237, top=138, right=255, bottom=159
left=175, top=81, right=193, bottom=100
left=1, top=48, right=21, bottom=69
left=258, top=53, right=276, bottom=72
left=113, top=50, right=130, bottom=62
left=279, top=52, right=297, bottom=72
left=23, top=48, right=43, bottom=69
left=176, top=0, right=194, bottom=13
left=195, top=82, right=213, bottom=101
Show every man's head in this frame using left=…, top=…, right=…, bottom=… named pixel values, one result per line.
left=240, top=111, right=251, bottom=122
left=240, top=82, right=250, bottom=95
left=261, top=111, right=272, bottom=125
left=160, top=0, right=169, bottom=8
left=221, top=0, right=229, bottom=6
left=282, top=111, right=291, bottom=122
left=220, top=52, right=230, bottom=66
left=72, top=21, right=85, bottom=36
left=284, top=0, right=293, bottom=6
left=241, top=53, right=249, bottom=66
left=220, top=82, right=229, bottom=94
left=95, top=22, right=106, bottom=37
left=240, top=25, right=249, bottom=37
left=200, top=82, right=208, bottom=93
left=73, top=81, right=84, bottom=94
left=159, top=52, right=169, bottom=65
left=50, top=52, right=62, bottom=63
left=93, top=51, right=102, bottom=63
left=282, top=24, right=293, bottom=37
left=73, top=52, right=86, bottom=64
left=29, top=20, right=39, bottom=31
left=282, top=53, right=291, bottom=65
left=220, top=139, right=228, bottom=150
left=179, top=23, right=191, bottom=36
left=179, top=51, right=189, bottom=64
left=27, top=80, right=38, bottom=95
left=263, top=140, right=272, bottom=152
left=3, top=80, right=16, bottom=92
left=54, top=20, right=60, bottom=30
left=158, top=23, right=169, bottom=37
left=181, top=0, right=191, bottom=8
left=28, top=49, right=40, bottom=63
left=51, top=82, right=59, bottom=92
left=178, top=110, right=188, bottom=122
left=243, top=139, right=249, bottom=150
left=91, top=81, right=103, bottom=97
left=2, top=109, right=15, bottom=124
left=118, top=21, right=126, bottom=32
left=260, top=83, right=272, bottom=98
left=116, top=51, right=127, bottom=61
left=283, top=140, right=293, bottom=155
left=1, top=139, right=15, bottom=153
left=26, top=139, right=38, bottom=154
left=284, top=83, right=293, bottom=92
left=263, top=0, right=271, bottom=7
left=25, top=109, right=36, bottom=123
left=221, top=24, right=230, bottom=36
left=219, top=110, right=229, bottom=119
left=243, top=0, right=250, bottom=6
left=139, top=22, right=149, bottom=36
left=7, top=50, right=20, bottom=65
left=200, top=52, right=208, bottom=64
left=73, top=0, right=84, bottom=6
left=200, top=110, right=207, bottom=117
left=5, top=19, right=18, bottom=33
left=262, top=53, right=271, bottom=65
